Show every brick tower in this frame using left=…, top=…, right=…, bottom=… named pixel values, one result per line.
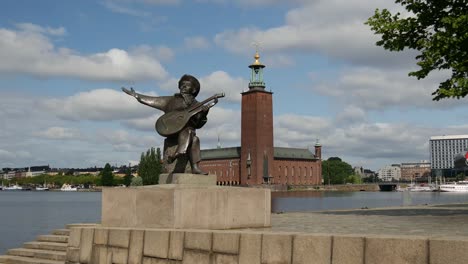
left=240, top=51, right=274, bottom=185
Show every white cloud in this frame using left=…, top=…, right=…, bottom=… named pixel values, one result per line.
left=335, top=105, right=368, bottom=125
left=313, top=67, right=463, bottom=110
left=41, top=89, right=155, bottom=121
left=199, top=71, right=246, bottom=103
left=130, top=45, right=174, bottom=62
left=15, top=23, right=66, bottom=36
left=274, top=114, right=331, bottom=148
left=214, top=0, right=414, bottom=67
left=0, top=24, right=168, bottom=81
left=183, top=36, right=211, bottom=50
left=34, top=127, right=82, bottom=140
left=158, top=71, right=246, bottom=103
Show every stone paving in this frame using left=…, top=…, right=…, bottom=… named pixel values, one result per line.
left=250, top=203, right=468, bottom=238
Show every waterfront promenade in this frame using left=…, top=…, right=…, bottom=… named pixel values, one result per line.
left=2, top=203, right=468, bottom=263
left=268, top=203, right=468, bottom=238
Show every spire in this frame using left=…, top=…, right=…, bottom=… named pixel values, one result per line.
left=315, top=138, right=322, bottom=147
left=248, top=43, right=266, bottom=89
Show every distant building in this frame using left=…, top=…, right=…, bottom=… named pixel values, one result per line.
left=378, top=164, right=401, bottom=182
left=400, top=161, right=431, bottom=181
left=199, top=51, right=322, bottom=186
left=430, top=135, right=468, bottom=176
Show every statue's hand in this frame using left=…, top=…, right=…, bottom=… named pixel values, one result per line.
left=122, top=87, right=138, bottom=98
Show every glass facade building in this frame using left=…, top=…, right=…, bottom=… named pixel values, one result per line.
left=430, top=135, right=468, bottom=170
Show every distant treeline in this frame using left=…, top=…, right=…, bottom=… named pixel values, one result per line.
left=1, top=173, right=126, bottom=187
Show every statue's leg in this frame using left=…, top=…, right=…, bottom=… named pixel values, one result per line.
left=168, top=128, right=192, bottom=163
left=189, top=135, right=208, bottom=175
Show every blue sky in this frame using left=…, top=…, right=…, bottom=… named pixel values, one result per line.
left=0, top=0, right=467, bottom=171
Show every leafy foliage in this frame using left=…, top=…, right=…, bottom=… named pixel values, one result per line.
left=322, top=157, right=354, bottom=184
left=366, top=0, right=468, bottom=100
left=4, top=174, right=100, bottom=187
left=130, top=176, right=143, bottom=186
left=138, top=147, right=162, bottom=185
left=101, top=163, right=114, bottom=186
left=123, top=167, right=133, bottom=187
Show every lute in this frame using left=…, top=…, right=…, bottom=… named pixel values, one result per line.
left=155, top=93, right=225, bottom=137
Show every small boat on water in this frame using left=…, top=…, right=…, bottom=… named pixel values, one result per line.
left=3, top=184, right=23, bottom=191
left=36, top=181, right=49, bottom=191
left=407, top=184, right=436, bottom=192
left=439, top=181, right=468, bottom=193
left=61, top=184, right=78, bottom=192
left=35, top=186, right=49, bottom=191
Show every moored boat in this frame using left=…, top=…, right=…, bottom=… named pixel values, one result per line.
left=439, top=181, right=468, bottom=193
left=3, top=184, right=23, bottom=191
left=407, top=184, right=436, bottom=192
left=61, top=184, right=78, bottom=191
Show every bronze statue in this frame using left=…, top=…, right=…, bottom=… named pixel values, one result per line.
left=122, top=74, right=224, bottom=175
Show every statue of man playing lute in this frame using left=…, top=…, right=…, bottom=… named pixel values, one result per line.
left=122, top=74, right=224, bottom=175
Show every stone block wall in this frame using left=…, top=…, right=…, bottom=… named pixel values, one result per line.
left=66, top=226, right=468, bottom=264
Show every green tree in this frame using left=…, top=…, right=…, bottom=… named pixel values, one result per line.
left=322, top=157, right=354, bottom=184
left=123, top=166, right=133, bottom=187
left=130, top=176, right=143, bottom=186
left=138, top=147, right=162, bottom=185
left=366, top=0, right=468, bottom=100
left=346, top=174, right=363, bottom=184
left=101, top=163, right=114, bottom=186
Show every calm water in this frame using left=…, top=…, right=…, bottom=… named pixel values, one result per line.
left=2, top=190, right=468, bottom=254
left=0, top=191, right=101, bottom=254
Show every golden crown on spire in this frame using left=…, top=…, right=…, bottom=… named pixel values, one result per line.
left=252, top=42, right=263, bottom=65
left=254, top=51, right=261, bottom=65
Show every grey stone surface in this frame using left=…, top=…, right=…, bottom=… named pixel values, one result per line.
left=68, top=228, right=81, bottom=248
left=292, top=234, right=331, bottom=264
left=366, top=236, right=428, bottom=264
left=182, top=250, right=211, bottom=264
left=268, top=204, right=468, bottom=237
left=430, top=238, right=468, bottom=264
left=331, top=235, right=365, bottom=264
left=168, top=231, right=185, bottom=260
left=128, top=230, right=145, bottom=264
left=261, top=233, right=293, bottom=264
left=212, top=232, right=240, bottom=254
left=159, top=173, right=216, bottom=185
left=108, top=229, right=130, bottom=248
left=184, top=231, right=212, bottom=251
left=144, top=230, right=170, bottom=259
left=109, top=247, right=129, bottom=264
left=213, top=254, right=238, bottom=264
left=79, top=228, right=94, bottom=263
left=94, top=228, right=108, bottom=245
left=102, top=185, right=270, bottom=229
left=238, top=233, right=262, bottom=264
left=91, top=246, right=108, bottom=264
left=66, top=248, right=79, bottom=263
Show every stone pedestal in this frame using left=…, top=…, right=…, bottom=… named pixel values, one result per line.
left=159, top=173, right=216, bottom=185
left=102, top=184, right=271, bottom=230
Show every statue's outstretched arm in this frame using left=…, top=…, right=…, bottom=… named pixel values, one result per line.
left=122, top=87, right=168, bottom=111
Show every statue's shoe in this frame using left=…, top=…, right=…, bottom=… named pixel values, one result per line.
left=191, top=164, right=208, bottom=175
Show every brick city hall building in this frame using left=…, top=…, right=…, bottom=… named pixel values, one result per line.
left=199, top=52, right=322, bottom=186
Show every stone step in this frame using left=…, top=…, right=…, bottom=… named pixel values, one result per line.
left=65, top=223, right=97, bottom=229
left=0, top=255, right=63, bottom=264
left=0, top=255, right=7, bottom=263
left=7, top=248, right=66, bottom=261
left=36, top=235, right=68, bottom=244
left=51, top=229, right=69, bottom=236
left=23, top=242, right=67, bottom=252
